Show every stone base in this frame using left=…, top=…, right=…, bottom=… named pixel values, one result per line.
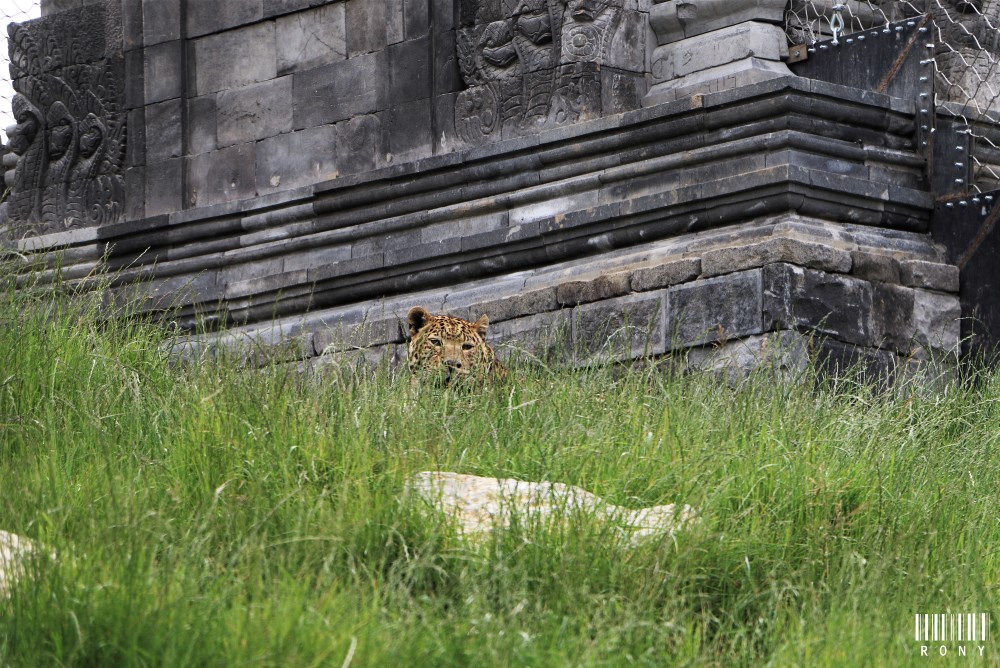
left=645, top=57, right=792, bottom=106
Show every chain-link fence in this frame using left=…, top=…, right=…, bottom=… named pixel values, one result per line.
left=0, top=1, right=39, bottom=142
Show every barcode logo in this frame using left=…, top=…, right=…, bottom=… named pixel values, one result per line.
left=915, top=613, right=990, bottom=643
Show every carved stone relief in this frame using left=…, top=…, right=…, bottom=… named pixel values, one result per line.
left=455, top=0, right=639, bottom=143
left=3, top=6, right=126, bottom=235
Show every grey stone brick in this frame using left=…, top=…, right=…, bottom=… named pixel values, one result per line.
left=145, top=158, right=183, bottom=216
left=700, top=237, right=852, bottom=278
left=335, top=115, right=384, bottom=175
left=145, top=98, right=183, bottom=164
left=346, top=0, right=387, bottom=56
left=456, top=287, right=558, bottom=324
left=490, top=310, right=573, bottom=363
left=193, top=22, right=277, bottom=95
left=384, top=99, right=433, bottom=163
left=142, top=0, right=180, bottom=46
left=187, top=0, right=264, bottom=38
left=122, top=0, right=143, bottom=51
left=276, top=3, right=347, bottom=75
left=125, top=49, right=145, bottom=108
left=256, top=125, right=339, bottom=195
left=388, top=37, right=432, bottom=104
left=187, top=144, right=257, bottom=208
left=405, top=0, right=429, bottom=37
left=124, top=166, right=145, bottom=220
left=144, top=40, right=183, bottom=104
left=913, top=290, right=961, bottom=353
left=899, top=260, right=960, bottom=293
left=434, top=31, right=462, bottom=96
left=387, top=0, right=405, bottom=43
left=432, top=0, right=455, bottom=31
left=293, top=52, right=385, bottom=127
left=127, top=107, right=146, bottom=167
left=870, top=283, right=915, bottom=351
left=217, top=77, right=294, bottom=148
left=187, top=94, right=218, bottom=154
left=762, top=264, right=873, bottom=347
left=264, top=0, right=327, bottom=17
left=574, top=292, right=666, bottom=360
left=630, top=258, right=701, bottom=292
left=556, top=273, right=631, bottom=306
left=851, top=251, right=901, bottom=284
left=669, top=270, right=763, bottom=347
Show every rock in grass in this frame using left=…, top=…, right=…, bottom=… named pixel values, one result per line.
left=0, top=530, right=44, bottom=596
left=408, top=471, right=698, bottom=544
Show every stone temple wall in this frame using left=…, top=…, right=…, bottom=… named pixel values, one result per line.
left=2, top=0, right=997, bottom=378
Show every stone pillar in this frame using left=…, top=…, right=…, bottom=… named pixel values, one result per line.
left=644, top=0, right=791, bottom=106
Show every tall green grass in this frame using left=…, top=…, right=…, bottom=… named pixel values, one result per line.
left=0, top=267, right=998, bottom=666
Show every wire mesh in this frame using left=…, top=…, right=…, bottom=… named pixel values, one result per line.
left=0, top=0, right=39, bottom=142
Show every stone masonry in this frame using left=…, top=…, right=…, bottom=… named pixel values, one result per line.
left=2, top=1, right=995, bottom=378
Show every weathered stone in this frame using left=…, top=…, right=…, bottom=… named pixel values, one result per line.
left=900, top=259, right=960, bottom=293
left=256, top=125, right=339, bottom=195
left=186, top=0, right=263, bottom=38
left=144, top=39, right=183, bottom=104
left=263, top=0, right=327, bottom=17
left=187, top=144, right=257, bottom=208
left=388, top=37, right=432, bottom=104
left=649, top=0, right=788, bottom=43
left=334, top=115, right=384, bottom=175
left=851, top=250, right=902, bottom=284
left=701, top=237, right=852, bottom=278
left=141, top=0, right=180, bottom=46
left=193, top=22, right=277, bottom=95
left=276, top=4, right=347, bottom=75
left=870, top=283, right=915, bottom=350
left=346, top=0, right=387, bottom=57
left=630, top=258, right=701, bottom=292
left=145, top=98, right=183, bottom=164
left=574, top=292, right=666, bottom=360
left=685, top=330, right=810, bottom=384
left=407, top=471, right=699, bottom=544
left=669, top=270, right=763, bottom=347
left=913, top=290, right=961, bottom=353
left=217, top=77, right=294, bottom=148
left=763, top=264, right=873, bottom=347
left=490, top=310, right=572, bottom=362
left=383, top=99, right=433, bottom=163
left=459, top=288, right=558, bottom=324
left=557, top=273, right=631, bottom=306
left=816, top=338, right=898, bottom=383
left=145, top=158, right=183, bottom=216
left=293, top=52, right=385, bottom=127
left=650, top=22, right=789, bottom=85
left=187, top=94, right=218, bottom=154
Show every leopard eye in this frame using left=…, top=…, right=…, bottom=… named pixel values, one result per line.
left=462, top=342, right=475, bottom=351
left=430, top=337, right=443, bottom=346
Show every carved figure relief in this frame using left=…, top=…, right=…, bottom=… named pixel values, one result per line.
left=3, top=17, right=126, bottom=234
left=456, top=0, right=630, bottom=144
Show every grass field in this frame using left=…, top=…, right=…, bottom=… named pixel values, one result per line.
left=1, top=272, right=998, bottom=666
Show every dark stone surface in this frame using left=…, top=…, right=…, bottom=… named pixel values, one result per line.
left=122, top=0, right=143, bottom=51
left=405, top=0, right=430, bottom=37
left=187, top=144, right=257, bottom=209
left=256, top=125, right=339, bottom=195
left=346, top=0, right=388, bottom=57
left=630, top=259, right=701, bottom=292
left=186, top=0, right=264, bottom=38
left=335, top=115, right=384, bottom=175
left=124, top=49, right=145, bottom=109
left=192, top=22, right=276, bottom=95
left=263, top=0, right=328, bottom=17
left=574, top=292, right=666, bottom=360
left=668, top=270, right=763, bottom=347
left=275, top=4, right=347, bottom=75
left=384, top=99, right=433, bottom=163
left=144, top=39, right=184, bottom=104
left=145, top=158, right=183, bottom=217
left=217, top=77, right=294, bottom=147
left=187, top=94, right=218, bottom=154
left=556, top=273, right=631, bottom=306
left=850, top=250, right=902, bottom=284
left=387, top=37, right=432, bottom=104
left=293, top=52, right=385, bottom=127
left=142, top=0, right=180, bottom=46
left=145, top=98, right=184, bottom=164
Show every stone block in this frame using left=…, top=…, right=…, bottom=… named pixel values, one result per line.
left=193, top=22, right=277, bottom=95
left=145, top=98, right=183, bottom=164
left=650, top=22, right=788, bottom=85
left=685, top=331, right=810, bottom=384
left=387, top=0, right=405, bottom=43
left=145, top=158, right=183, bottom=216
left=432, top=0, right=455, bottom=31
left=604, top=11, right=646, bottom=71
left=256, top=124, right=339, bottom=195
left=649, top=0, right=788, bottom=44
left=912, top=290, right=961, bottom=353
left=630, top=258, right=701, bottom=292
left=125, top=49, right=145, bottom=108
left=574, top=292, right=666, bottom=360
left=899, top=260, right=960, bottom=293
left=870, top=283, right=915, bottom=351
left=668, top=270, right=763, bottom=347
left=816, top=339, right=897, bottom=383
left=346, top=0, right=387, bottom=56
left=762, top=264, right=873, bottom=347
left=187, top=94, right=218, bottom=154
left=335, top=115, right=384, bottom=175
left=264, top=0, right=327, bottom=17
left=850, top=251, right=901, bottom=284
left=122, top=0, right=143, bottom=51
left=276, top=3, right=347, bottom=75
left=388, top=37, right=432, bottom=104
left=455, top=287, right=558, bottom=324
left=217, top=77, right=294, bottom=148
left=490, top=310, right=573, bottom=362
left=701, top=237, right=852, bottom=278
left=127, top=107, right=146, bottom=167
left=601, top=69, right=646, bottom=116
left=186, top=0, right=264, bottom=38
left=383, top=99, right=433, bottom=163
left=433, top=32, right=462, bottom=96
left=405, top=0, right=430, bottom=37
left=144, top=39, right=183, bottom=104
left=293, top=52, right=385, bottom=128
left=124, top=166, right=145, bottom=220
left=142, top=0, right=180, bottom=46
left=556, top=273, right=631, bottom=306
left=187, top=144, right=257, bottom=208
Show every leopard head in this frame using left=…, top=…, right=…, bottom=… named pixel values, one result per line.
left=407, top=306, right=504, bottom=384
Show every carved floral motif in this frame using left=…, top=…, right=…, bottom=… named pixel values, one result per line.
left=3, top=17, right=125, bottom=234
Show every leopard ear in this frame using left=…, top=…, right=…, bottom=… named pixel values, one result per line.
left=473, top=314, right=489, bottom=337
left=407, top=306, right=431, bottom=337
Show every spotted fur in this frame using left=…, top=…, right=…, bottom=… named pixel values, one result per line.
left=407, top=306, right=505, bottom=384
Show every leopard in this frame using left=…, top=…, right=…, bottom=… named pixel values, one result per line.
left=406, top=306, right=506, bottom=385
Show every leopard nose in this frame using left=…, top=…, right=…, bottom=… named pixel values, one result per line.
left=445, top=359, right=463, bottom=369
